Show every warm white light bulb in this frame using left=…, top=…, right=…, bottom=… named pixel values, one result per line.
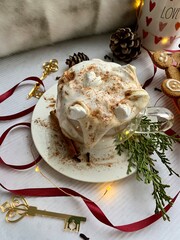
left=161, top=37, right=169, bottom=45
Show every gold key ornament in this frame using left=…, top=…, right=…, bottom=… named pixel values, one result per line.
left=0, top=195, right=86, bottom=232
left=27, top=59, right=59, bottom=99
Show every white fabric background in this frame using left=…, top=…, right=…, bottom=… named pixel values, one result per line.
left=0, top=0, right=136, bottom=57
left=0, top=33, right=180, bottom=240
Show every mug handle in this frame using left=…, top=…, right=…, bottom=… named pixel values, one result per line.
left=117, top=107, right=174, bottom=142
left=143, top=107, right=174, bottom=132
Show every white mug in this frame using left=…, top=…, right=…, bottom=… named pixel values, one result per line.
left=137, top=0, right=180, bottom=51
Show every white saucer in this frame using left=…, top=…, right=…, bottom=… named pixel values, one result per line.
left=31, top=84, right=135, bottom=183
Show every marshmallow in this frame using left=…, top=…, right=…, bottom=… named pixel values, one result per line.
left=68, top=104, right=87, bottom=120
left=83, top=71, right=102, bottom=87
left=115, top=104, right=131, bottom=120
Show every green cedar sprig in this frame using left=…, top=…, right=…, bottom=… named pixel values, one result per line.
left=115, top=116, right=179, bottom=220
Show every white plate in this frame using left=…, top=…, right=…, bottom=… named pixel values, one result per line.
left=31, top=84, right=135, bottom=183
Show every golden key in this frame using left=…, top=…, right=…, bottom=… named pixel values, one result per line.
left=0, top=195, right=86, bottom=233
left=27, top=59, right=59, bottom=99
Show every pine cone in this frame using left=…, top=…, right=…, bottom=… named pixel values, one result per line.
left=65, top=52, right=89, bottom=68
left=109, top=28, right=141, bottom=63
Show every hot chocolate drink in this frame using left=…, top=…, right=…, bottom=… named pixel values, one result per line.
left=56, top=59, right=150, bottom=157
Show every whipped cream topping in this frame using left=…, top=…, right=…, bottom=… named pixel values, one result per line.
left=56, top=59, right=150, bottom=153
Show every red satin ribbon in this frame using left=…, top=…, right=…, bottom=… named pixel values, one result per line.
left=0, top=184, right=179, bottom=232
left=142, top=64, right=157, bottom=89
left=165, top=129, right=180, bottom=139
left=0, top=122, right=41, bottom=169
left=0, top=77, right=44, bottom=120
left=142, top=46, right=157, bottom=89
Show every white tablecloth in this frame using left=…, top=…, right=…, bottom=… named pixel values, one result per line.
left=0, top=34, right=180, bottom=240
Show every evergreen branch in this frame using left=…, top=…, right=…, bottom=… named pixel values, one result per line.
left=115, top=116, right=179, bottom=220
